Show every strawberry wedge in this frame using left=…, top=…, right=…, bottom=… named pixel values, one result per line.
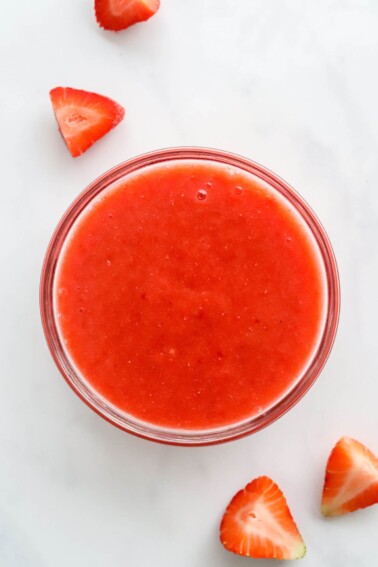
left=220, top=476, right=306, bottom=560
left=95, top=0, right=160, bottom=31
left=49, top=87, right=125, bottom=158
left=321, top=436, right=378, bottom=517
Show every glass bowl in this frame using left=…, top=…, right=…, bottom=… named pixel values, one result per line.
left=40, top=147, right=340, bottom=446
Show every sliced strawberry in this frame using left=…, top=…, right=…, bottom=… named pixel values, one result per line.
left=321, top=436, right=378, bottom=517
left=95, top=0, right=160, bottom=31
left=220, top=476, right=306, bottom=560
left=49, top=87, right=125, bottom=158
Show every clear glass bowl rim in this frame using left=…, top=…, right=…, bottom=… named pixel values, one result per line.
left=40, top=147, right=340, bottom=446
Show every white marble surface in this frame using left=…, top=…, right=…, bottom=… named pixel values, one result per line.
left=1, top=0, right=378, bottom=565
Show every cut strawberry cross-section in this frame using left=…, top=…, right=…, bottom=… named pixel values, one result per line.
left=49, top=87, right=125, bottom=158
left=321, top=436, right=378, bottom=517
left=95, top=0, right=160, bottom=31
left=220, top=476, right=306, bottom=560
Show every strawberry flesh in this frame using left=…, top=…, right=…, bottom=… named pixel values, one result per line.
left=95, top=0, right=160, bottom=31
left=49, top=87, right=125, bottom=157
left=220, top=476, right=306, bottom=560
left=321, top=436, right=378, bottom=517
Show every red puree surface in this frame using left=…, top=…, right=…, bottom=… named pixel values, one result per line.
left=56, top=161, right=324, bottom=430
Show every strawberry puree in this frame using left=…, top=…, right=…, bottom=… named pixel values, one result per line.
left=55, top=161, right=325, bottom=429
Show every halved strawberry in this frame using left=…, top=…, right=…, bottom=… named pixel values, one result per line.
left=49, top=87, right=125, bottom=158
left=220, top=476, right=306, bottom=560
left=321, top=436, right=378, bottom=517
left=95, top=0, right=160, bottom=31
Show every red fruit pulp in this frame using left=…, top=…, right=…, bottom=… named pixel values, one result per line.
left=55, top=160, right=325, bottom=429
